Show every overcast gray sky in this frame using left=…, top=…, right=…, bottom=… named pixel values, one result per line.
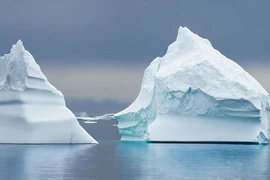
left=0, top=1, right=269, bottom=115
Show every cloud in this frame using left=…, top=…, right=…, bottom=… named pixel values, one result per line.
left=244, top=64, right=270, bottom=94
left=65, top=98, right=129, bottom=116
left=0, top=1, right=269, bottom=65
left=42, top=63, right=145, bottom=103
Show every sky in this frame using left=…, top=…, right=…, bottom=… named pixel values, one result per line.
left=0, top=1, right=269, bottom=115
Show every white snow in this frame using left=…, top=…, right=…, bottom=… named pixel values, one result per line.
left=0, top=40, right=97, bottom=144
left=115, top=26, right=270, bottom=143
left=77, top=114, right=116, bottom=121
left=83, top=121, right=98, bottom=124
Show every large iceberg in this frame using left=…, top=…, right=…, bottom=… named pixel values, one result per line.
left=0, top=40, right=97, bottom=144
left=115, top=27, right=270, bottom=143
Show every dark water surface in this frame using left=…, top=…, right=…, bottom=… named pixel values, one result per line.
left=0, top=142, right=269, bottom=180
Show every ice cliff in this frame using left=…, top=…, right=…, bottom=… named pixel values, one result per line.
left=0, top=40, right=97, bottom=144
left=115, top=27, right=270, bottom=143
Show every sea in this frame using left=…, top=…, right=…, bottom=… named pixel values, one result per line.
left=0, top=142, right=269, bottom=180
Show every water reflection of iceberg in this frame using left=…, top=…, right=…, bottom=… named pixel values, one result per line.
left=116, top=143, right=270, bottom=180
left=0, top=145, right=96, bottom=180
left=0, top=143, right=269, bottom=180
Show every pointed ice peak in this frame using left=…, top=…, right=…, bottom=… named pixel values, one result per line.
left=176, top=26, right=211, bottom=45
left=166, top=26, right=213, bottom=56
left=177, top=26, right=194, bottom=39
left=10, top=39, right=26, bottom=54
left=8, top=39, right=37, bottom=67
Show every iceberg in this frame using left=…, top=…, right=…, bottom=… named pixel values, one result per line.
left=115, top=27, right=270, bottom=143
left=0, top=40, right=97, bottom=144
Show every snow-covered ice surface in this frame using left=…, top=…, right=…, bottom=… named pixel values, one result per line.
left=115, top=27, right=270, bottom=144
left=77, top=114, right=116, bottom=121
left=0, top=40, right=97, bottom=144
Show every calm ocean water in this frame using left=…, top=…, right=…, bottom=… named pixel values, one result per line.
left=0, top=142, right=269, bottom=180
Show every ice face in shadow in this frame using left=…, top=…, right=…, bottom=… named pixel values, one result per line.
left=115, top=27, right=270, bottom=143
left=0, top=40, right=97, bottom=144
